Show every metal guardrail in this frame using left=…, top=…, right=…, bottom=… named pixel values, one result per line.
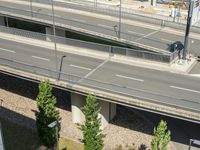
left=0, top=57, right=200, bottom=115
left=21, top=0, right=200, bottom=33
left=0, top=25, right=172, bottom=62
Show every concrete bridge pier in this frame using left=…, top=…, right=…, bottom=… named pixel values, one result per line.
left=71, top=92, right=116, bottom=129
left=0, top=16, right=5, bottom=26
left=45, top=26, right=65, bottom=42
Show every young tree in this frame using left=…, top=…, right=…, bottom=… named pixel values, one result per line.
left=80, top=94, right=105, bottom=150
left=151, top=120, right=171, bottom=150
left=35, top=80, right=59, bottom=147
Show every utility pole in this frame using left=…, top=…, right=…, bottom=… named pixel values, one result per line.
left=50, top=0, right=59, bottom=78
left=183, top=0, right=194, bottom=60
left=118, top=0, right=122, bottom=39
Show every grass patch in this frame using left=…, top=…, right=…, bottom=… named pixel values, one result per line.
left=0, top=117, right=83, bottom=150
left=59, top=138, right=83, bottom=150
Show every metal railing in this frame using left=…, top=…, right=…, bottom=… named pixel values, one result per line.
left=0, top=57, right=200, bottom=115
left=21, top=0, right=200, bottom=33
left=0, top=25, right=172, bottom=62
left=0, top=5, right=175, bottom=55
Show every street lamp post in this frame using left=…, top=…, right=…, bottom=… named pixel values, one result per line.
left=58, top=55, right=66, bottom=80
left=50, top=0, right=59, bottom=79
left=118, top=0, right=122, bottom=39
left=48, top=121, right=59, bottom=150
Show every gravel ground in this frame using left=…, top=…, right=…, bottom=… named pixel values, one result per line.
left=0, top=73, right=174, bottom=150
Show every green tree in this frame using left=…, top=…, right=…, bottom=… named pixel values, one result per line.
left=79, top=94, right=105, bottom=150
left=151, top=120, right=171, bottom=150
left=35, top=80, right=59, bottom=147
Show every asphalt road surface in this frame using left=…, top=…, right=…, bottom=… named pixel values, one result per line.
left=0, top=1, right=200, bottom=55
left=0, top=38, right=200, bottom=116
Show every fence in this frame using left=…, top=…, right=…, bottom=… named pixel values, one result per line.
left=21, top=0, right=200, bottom=33
left=0, top=25, right=172, bottom=62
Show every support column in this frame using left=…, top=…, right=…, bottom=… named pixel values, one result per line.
left=71, top=93, right=85, bottom=124
left=0, top=16, right=5, bottom=26
left=71, top=93, right=117, bottom=129
left=148, top=0, right=156, bottom=6
left=45, top=26, right=65, bottom=41
left=98, top=100, right=116, bottom=129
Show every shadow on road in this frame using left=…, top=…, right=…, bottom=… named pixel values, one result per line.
left=0, top=73, right=71, bottom=111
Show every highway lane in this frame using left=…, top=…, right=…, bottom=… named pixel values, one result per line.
left=0, top=38, right=200, bottom=113
left=2, top=1, right=199, bottom=53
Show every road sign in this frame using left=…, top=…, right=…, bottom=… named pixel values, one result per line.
left=191, top=0, right=200, bottom=25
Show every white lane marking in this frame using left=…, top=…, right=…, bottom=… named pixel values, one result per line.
left=71, top=18, right=86, bottom=23
left=134, top=30, right=160, bottom=42
left=70, top=64, right=91, bottom=71
left=116, top=74, right=144, bottom=82
left=98, top=24, right=113, bottom=29
left=170, top=85, right=200, bottom=94
left=31, top=56, right=50, bottom=61
left=189, top=74, right=200, bottom=77
left=128, top=30, right=144, bottom=36
left=78, top=57, right=110, bottom=83
left=161, top=38, right=173, bottom=43
left=0, top=48, right=16, bottom=53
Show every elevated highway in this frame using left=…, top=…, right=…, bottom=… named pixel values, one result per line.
left=0, top=31, right=199, bottom=126
left=0, top=0, right=194, bottom=55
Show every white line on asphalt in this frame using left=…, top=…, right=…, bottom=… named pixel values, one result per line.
left=70, top=64, right=91, bottom=71
left=0, top=48, right=16, bottom=53
left=116, top=74, right=144, bottom=82
left=127, top=30, right=144, bottom=36
left=98, top=24, right=113, bottom=29
left=31, top=56, right=50, bottom=61
left=134, top=30, right=160, bottom=42
left=170, top=85, right=200, bottom=94
left=161, top=38, right=173, bottom=43
left=189, top=74, right=200, bottom=77
left=77, top=57, right=110, bottom=83
left=71, top=18, right=86, bottom=23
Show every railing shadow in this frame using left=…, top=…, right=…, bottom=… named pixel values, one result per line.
left=0, top=73, right=71, bottom=111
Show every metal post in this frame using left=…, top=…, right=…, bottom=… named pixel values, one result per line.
left=118, top=0, right=122, bottom=39
left=5, top=16, right=9, bottom=28
left=51, top=0, right=59, bottom=79
left=183, top=0, right=194, bottom=60
left=188, top=139, right=192, bottom=150
left=56, top=123, right=59, bottom=150
left=58, top=55, right=66, bottom=80
left=30, top=0, right=33, bottom=17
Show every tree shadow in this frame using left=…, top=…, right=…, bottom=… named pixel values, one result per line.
left=0, top=73, right=71, bottom=111
left=0, top=107, right=44, bottom=150
left=138, top=144, right=148, bottom=150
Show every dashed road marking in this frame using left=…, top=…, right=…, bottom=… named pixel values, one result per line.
left=116, top=74, right=144, bottom=82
